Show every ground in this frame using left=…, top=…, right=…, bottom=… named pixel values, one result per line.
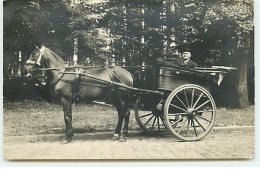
left=3, top=99, right=255, bottom=160
left=3, top=127, right=254, bottom=159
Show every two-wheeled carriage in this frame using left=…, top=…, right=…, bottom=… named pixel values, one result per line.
left=25, top=45, right=235, bottom=142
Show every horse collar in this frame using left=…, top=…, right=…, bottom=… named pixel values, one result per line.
left=51, top=64, right=67, bottom=85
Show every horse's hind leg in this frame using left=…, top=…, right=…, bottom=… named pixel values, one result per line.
left=61, top=97, right=73, bottom=143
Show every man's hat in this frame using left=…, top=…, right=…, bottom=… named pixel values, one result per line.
left=180, top=46, right=192, bottom=53
left=169, top=42, right=180, bottom=50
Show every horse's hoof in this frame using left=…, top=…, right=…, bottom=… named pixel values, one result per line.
left=60, top=137, right=72, bottom=144
left=112, top=134, right=120, bottom=141
left=119, top=136, right=127, bottom=142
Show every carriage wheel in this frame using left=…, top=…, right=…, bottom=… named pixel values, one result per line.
left=134, top=98, right=166, bottom=134
left=164, top=84, right=216, bottom=141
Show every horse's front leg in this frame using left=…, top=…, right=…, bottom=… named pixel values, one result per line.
left=113, top=107, right=124, bottom=141
left=119, top=108, right=130, bottom=142
left=113, top=93, right=131, bottom=142
left=61, top=97, right=73, bottom=143
left=114, top=97, right=130, bottom=142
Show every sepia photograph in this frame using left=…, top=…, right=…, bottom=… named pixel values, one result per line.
left=3, top=0, right=254, bottom=160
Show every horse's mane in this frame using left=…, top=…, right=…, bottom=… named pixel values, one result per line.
left=42, top=44, right=65, bottom=63
left=42, top=43, right=65, bottom=57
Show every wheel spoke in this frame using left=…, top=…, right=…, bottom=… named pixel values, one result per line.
left=193, top=92, right=204, bottom=109
left=195, top=100, right=211, bottom=110
left=186, top=118, right=190, bottom=137
left=144, top=115, right=155, bottom=126
left=170, top=103, right=186, bottom=112
left=177, top=117, right=188, bottom=134
left=176, top=94, right=188, bottom=109
left=168, top=112, right=187, bottom=116
left=194, top=117, right=206, bottom=131
left=191, top=118, right=198, bottom=137
left=196, top=115, right=211, bottom=123
left=157, top=116, right=160, bottom=131
left=183, top=89, right=189, bottom=108
left=198, top=110, right=214, bottom=113
left=159, top=115, right=166, bottom=126
left=151, top=116, right=157, bottom=129
left=139, top=112, right=153, bottom=118
left=191, top=89, right=195, bottom=108
left=169, top=116, right=185, bottom=125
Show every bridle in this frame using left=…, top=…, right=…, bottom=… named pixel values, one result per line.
left=26, top=46, right=46, bottom=66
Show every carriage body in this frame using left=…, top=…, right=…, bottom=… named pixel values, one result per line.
left=134, top=66, right=218, bottom=92
left=133, top=66, right=230, bottom=141
left=153, top=67, right=215, bottom=92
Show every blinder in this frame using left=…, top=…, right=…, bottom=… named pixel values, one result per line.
left=25, top=46, right=46, bottom=66
left=36, top=46, right=46, bottom=66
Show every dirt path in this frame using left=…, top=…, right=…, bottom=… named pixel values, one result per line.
left=3, top=126, right=254, bottom=160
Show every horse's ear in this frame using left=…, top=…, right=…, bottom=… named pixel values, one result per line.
left=35, top=45, right=39, bottom=49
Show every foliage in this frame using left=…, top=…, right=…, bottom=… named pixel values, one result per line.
left=3, top=0, right=254, bottom=106
left=3, top=0, right=254, bottom=66
left=171, top=0, right=254, bottom=66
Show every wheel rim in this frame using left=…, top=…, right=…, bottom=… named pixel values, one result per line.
left=135, top=98, right=166, bottom=134
left=164, top=84, right=216, bottom=141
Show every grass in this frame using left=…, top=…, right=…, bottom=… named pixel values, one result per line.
left=215, top=106, right=254, bottom=127
left=3, top=99, right=254, bottom=136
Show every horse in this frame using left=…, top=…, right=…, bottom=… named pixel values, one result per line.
left=24, top=45, right=134, bottom=143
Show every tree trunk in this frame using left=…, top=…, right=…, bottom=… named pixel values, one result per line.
left=247, top=38, right=254, bottom=104
left=234, top=50, right=250, bottom=107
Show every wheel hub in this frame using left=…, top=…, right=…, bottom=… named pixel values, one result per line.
left=186, top=108, right=198, bottom=117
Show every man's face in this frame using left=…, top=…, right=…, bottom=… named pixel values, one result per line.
left=182, top=51, right=191, bottom=61
left=170, top=47, right=179, bottom=55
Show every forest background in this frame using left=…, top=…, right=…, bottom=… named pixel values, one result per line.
left=3, top=0, right=254, bottom=107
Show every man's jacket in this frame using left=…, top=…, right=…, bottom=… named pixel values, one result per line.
left=156, top=57, right=198, bottom=69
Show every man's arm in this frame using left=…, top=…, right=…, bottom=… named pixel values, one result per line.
left=188, top=60, right=198, bottom=69
left=156, top=57, right=166, bottom=66
left=156, top=57, right=179, bottom=67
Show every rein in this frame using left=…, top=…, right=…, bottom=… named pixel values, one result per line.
left=30, top=65, right=151, bottom=72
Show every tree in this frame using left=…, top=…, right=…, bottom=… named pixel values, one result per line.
left=3, top=0, right=72, bottom=77
left=164, top=0, right=253, bottom=107
left=199, top=0, right=254, bottom=107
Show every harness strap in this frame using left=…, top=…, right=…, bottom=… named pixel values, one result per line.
left=73, top=67, right=82, bottom=101
left=51, top=64, right=68, bottom=85
left=105, top=67, right=124, bottom=84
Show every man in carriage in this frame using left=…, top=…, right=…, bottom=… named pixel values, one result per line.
left=156, top=45, right=198, bottom=69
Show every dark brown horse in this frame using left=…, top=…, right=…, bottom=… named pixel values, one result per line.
left=24, top=45, right=134, bottom=143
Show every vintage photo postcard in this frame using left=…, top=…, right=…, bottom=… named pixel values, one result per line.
left=3, top=0, right=254, bottom=160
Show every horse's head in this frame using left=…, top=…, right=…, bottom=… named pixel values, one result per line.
left=24, top=46, right=46, bottom=77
